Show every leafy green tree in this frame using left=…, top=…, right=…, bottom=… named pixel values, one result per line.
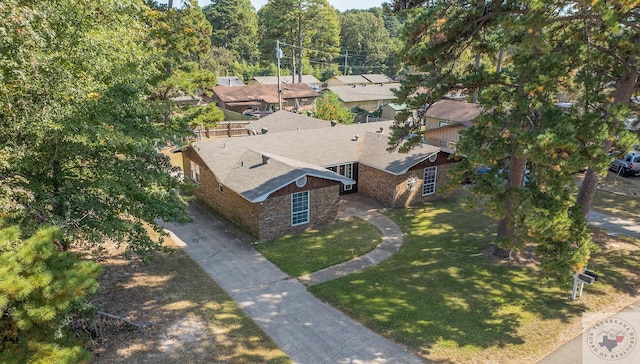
left=313, top=92, right=354, bottom=124
left=149, top=0, right=218, bottom=124
left=0, top=0, right=192, bottom=253
left=0, top=224, right=101, bottom=363
left=257, top=0, right=340, bottom=81
left=339, top=11, right=392, bottom=74
left=388, top=1, right=606, bottom=281
left=203, top=0, right=259, bottom=62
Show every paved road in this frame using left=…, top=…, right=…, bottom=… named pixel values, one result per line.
left=539, top=301, right=640, bottom=364
left=161, top=203, right=425, bottom=364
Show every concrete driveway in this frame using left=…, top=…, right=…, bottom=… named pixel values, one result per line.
left=161, top=203, right=425, bottom=364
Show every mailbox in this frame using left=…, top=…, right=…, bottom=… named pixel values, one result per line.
left=583, top=269, right=599, bottom=282
left=578, top=273, right=595, bottom=284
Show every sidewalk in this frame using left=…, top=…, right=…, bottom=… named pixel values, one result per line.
left=161, top=202, right=425, bottom=364
left=299, top=195, right=405, bottom=286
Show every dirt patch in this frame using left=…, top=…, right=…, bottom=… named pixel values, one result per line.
left=87, top=239, right=289, bottom=363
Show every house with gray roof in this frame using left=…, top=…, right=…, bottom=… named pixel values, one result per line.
left=326, top=74, right=394, bottom=87
left=327, top=83, right=401, bottom=112
left=421, top=99, right=482, bottom=152
left=182, top=118, right=456, bottom=241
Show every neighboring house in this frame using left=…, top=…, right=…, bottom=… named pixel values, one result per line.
left=380, top=103, right=407, bottom=121
left=217, top=76, right=245, bottom=87
left=421, top=99, right=482, bottom=152
left=212, top=84, right=319, bottom=115
left=248, top=75, right=323, bottom=91
left=327, top=83, right=401, bottom=112
left=325, top=74, right=394, bottom=87
left=182, top=120, right=454, bottom=241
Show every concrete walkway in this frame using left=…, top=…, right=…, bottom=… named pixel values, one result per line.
left=160, top=202, right=424, bottom=364
left=299, top=195, right=404, bottom=286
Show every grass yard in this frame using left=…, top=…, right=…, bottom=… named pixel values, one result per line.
left=253, top=217, right=382, bottom=277
left=301, top=198, right=640, bottom=363
left=591, top=189, right=640, bottom=223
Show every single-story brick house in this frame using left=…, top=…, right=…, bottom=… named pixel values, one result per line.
left=182, top=118, right=458, bottom=241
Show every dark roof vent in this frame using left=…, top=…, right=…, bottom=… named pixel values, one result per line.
left=330, top=120, right=337, bottom=127
left=352, top=84, right=356, bottom=88
left=376, top=127, right=384, bottom=133
left=352, top=134, right=360, bottom=141
left=262, top=154, right=270, bottom=164
left=261, top=127, right=269, bottom=134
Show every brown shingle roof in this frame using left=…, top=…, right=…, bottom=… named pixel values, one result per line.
left=214, top=84, right=319, bottom=104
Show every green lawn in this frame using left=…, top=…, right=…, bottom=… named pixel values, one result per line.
left=302, top=198, right=640, bottom=363
left=254, top=217, right=382, bottom=277
left=591, top=189, right=640, bottom=223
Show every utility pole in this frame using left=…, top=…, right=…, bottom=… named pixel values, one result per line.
left=297, top=11, right=303, bottom=83
left=276, top=40, right=283, bottom=110
left=343, top=50, right=348, bottom=75
left=292, top=49, right=296, bottom=84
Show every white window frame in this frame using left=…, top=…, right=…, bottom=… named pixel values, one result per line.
left=190, top=160, right=200, bottom=183
left=291, top=191, right=309, bottom=226
left=422, top=166, right=437, bottom=196
left=343, top=163, right=353, bottom=191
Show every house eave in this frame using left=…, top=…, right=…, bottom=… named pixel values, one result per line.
left=247, top=172, right=355, bottom=203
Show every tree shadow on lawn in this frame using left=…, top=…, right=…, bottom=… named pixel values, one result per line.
left=310, top=203, right=585, bottom=359
left=584, top=231, right=640, bottom=297
left=91, top=246, right=289, bottom=364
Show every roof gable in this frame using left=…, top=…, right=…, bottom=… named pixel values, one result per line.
left=222, top=149, right=353, bottom=202
left=359, top=132, right=439, bottom=175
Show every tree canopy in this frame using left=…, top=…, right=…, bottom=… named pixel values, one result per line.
left=386, top=0, right=640, bottom=281
left=339, top=11, right=392, bottom=74
left=257, top=0, right=340, bottom=79
left=203, top=0, right=260, bottom=62
left=0, top=0, right=198, bottom=357
left=313, top=91, right=354, bottom=124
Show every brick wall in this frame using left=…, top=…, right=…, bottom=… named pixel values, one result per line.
left=258, top=185, right=340, bottom=241
left=358, top=152, right=459, bottom=207
left=185, top=154, right=261, bottom=237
